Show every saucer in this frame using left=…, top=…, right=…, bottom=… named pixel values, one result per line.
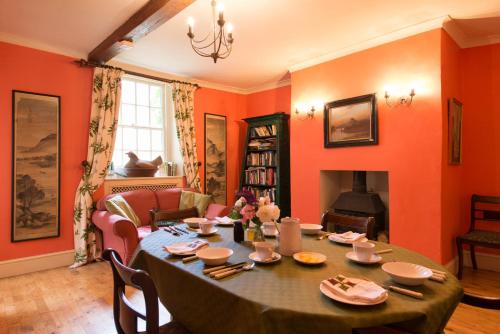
left=249, top=251, right=281, bottom=264
left=195, top=227, right=218, bottom=236
left=345, top=251, right=382, bottom=264
left=293, top=252, right=327, bottom=265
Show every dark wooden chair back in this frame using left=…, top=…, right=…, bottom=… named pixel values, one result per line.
left=462, top=292, right=500, bottom=310
left=321, top=211, right=376, bottom=240
left=470, top=194, right=500, bottom=231
left=149, top=207, right=199, bottom=231
left=103, top=249, right=160, bottom=334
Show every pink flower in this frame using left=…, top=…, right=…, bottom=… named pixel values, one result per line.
left=240, top=204, right=256, bottom=224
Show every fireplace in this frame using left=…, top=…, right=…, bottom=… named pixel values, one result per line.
left=320, top=170, right=389, bottom=240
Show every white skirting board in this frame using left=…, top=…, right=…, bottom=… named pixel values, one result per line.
left=445, top=250, right=500, bottom=274
left=0, top=249, right=74, bottom=279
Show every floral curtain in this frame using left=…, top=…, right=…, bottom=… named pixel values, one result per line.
left=172, top=82, right=201, bottom=191
left=72, top=67, right=123, bottom=268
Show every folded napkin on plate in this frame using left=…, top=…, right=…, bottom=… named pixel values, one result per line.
left=164, top=240, right=208, bottom=255
left=322, top=278, right=387, bottom=303
left=334, top=231, right=366, bottom=241
left=215, top=216, right=234, bottom=224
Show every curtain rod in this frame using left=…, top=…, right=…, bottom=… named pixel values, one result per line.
left=74, top=59, right=200, bottom=89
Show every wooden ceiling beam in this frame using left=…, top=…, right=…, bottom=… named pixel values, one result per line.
left=88, top=0, right=195, bottom=63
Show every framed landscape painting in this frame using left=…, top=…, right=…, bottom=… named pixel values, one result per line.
left=204, top=113, right=227, bottom=205
left=448, top=98, right=463, bottom=165
left=12, top=91, right=60, bottom=242
left=324, top=93, right=378, bottom=148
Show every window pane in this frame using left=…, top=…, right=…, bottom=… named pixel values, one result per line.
left=137, top=82, right=149, bottom=106
left=137, top=106, right=149, bottom=126
left=138, top=129, right=151, bottom=150
left=121, top=104, right=135, bottom=125
left=150, top=85, right=162, bottom=107
left=113, top=149, right=123, bottom=168
left=122, top=80, right=135, bottom=104
left=115, top=127, right=122, bottom=150
left=152, top=151, right=164, bottom=160
left=150, top=107, right=163, bottom=128
left=151, top=129, right=163, bottom=151
left=138, top=151, right=152, bottom=161
left=123, top=127, right=137, bottom=151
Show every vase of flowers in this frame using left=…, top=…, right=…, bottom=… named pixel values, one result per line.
left=230, top=189, right=280, bottom=242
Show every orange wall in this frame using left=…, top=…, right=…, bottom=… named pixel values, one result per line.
left=247, top=85, right=291, bottom=117
left=440, top=30, right=465, bottom=263
left=461, top=43, right=500, bottom=235
left=194, top=87, right=248, bottom=206
left=0, top=42, right=93, bottom=261
left=290, top=30, right=444, bottom=262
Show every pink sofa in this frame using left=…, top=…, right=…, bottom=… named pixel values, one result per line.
left=93, top=188, right=227, bottom=264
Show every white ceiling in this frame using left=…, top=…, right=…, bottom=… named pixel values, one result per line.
left=1, top=0, right=500, bottom=92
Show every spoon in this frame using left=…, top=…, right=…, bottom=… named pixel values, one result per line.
left=214, top=262, right=255, bottom=280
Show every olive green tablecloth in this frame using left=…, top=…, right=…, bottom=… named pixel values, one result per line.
left=130, top=227, right=462, bottom=334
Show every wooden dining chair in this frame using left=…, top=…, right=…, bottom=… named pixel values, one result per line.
left=456, top=194, right=500, bottom=279
left=321, top=211, right=376, bottom=240
left=149, top=207, right=199, bottom=231
left=461, top=292, right=500, bottom=310
left=102, top=249, right=191, bottom=334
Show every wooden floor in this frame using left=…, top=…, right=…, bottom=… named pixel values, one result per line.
left=0, top=263, right=498, bottom=334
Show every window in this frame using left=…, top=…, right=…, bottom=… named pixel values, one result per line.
left=113, top=76, right=182, bottom=175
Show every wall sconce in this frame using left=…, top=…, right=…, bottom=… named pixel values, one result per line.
left=295, top=101, right=324, bottom=119
left=384, top=88, right=416, bottom=107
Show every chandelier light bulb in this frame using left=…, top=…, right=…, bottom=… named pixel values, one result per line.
left=226, top=22, right=233, bottom=33
left=217, top=2, right=225, bottom=13
left=187, top=17, right=194, bottom=28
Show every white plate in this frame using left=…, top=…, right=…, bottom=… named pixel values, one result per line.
left=293, top=252, right=327, bottom=265
left=195, top=227, right=218, bottom=236
left=345, top=251, right=382, bottom=264
left=164, top=241, right=207, bottom=256
left=249, top=251, right=282, bottom=264
left=215, top=217, right=236, bottom=226
left=328, top=234, right=368, bottom=245
left=183, top=217, right=207, bottom=228
left=382, top=262, right=432, bottom=286
left=320, top=278, right=388, bottom=306
left=300, top=224, right=323, bottom=235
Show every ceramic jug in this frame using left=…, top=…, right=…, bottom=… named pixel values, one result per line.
left=278, top=217, right=302, bottom=256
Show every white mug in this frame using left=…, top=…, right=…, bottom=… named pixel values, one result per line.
left=199, top=221, right=214, bottom=234
left=353, top=241, right=375, bottom=261
left=263, top=222, right=277, bottom=235
left=254, top=241, right=274, bottom=260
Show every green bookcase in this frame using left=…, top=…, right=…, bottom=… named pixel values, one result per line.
left=240, top=112, right=290, bottom=217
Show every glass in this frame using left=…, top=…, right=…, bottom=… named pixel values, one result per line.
left=138, top=129, right=151, bottom=150
left=121, top=80, right=135, bottom=104
left=151, top=129, right=163, bottom=151
left=137, top=82, right=149, bottom=106
left=150, top=85, right=162, bottom=107
left=123, top=127, right=137, bottom=151
left=137, top=106, right=149, bottom=126
left=120, top=104, right=135, bottom=125
left=150, top=107, right=163, bottom=128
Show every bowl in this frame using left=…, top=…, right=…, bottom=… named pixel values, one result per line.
left=183, top=217, right=208, bottom=228
left=196, top=247, right=233, bottom=266
left=381, top=261, right=433, bottom=286
left=300, top=224, right=323, bottom=235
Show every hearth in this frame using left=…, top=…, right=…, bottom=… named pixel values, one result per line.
left=331, top=171, right=387, bottom=239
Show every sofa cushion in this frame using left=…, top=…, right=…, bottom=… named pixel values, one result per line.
left=179, top=190, right=213, bottom=217
left=155, top=188, right=183, bottom=211
left=104, top=195, right=141, bottom=227
left=97, top=189, right=158, bottom=226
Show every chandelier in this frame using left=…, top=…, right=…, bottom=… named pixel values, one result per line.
left=187, top=0, right=234, bottom=63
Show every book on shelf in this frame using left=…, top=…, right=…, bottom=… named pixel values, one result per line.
left=244, top=186, right=276, bottom=202
left=244, top=167, right=276, bottom=186
left=250, top=125, right=277, bottom=138
left=246, top=151, right=276, bottom=166
left=248, top=138, right=276, bottom=150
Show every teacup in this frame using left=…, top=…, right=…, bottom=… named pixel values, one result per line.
left=199, top=221, right=214, bottom=234
left=262, top=222, right=278, bottom=235
left=353, top=241, right=375, bottom=261
left=254, top=241, right=274, bottom=260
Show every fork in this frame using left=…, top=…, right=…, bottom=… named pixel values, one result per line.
left=165, top=226, right=180, bottom=236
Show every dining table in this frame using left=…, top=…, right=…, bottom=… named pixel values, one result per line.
left=129, top=225, right=463, bottom=334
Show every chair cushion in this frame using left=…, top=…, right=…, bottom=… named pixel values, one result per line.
left=179, top=191, right=213, bottom=217
left=105, top=195, right=141, bottom=227
left=137, top=225, right=152, bottom=240
left=459, top=230, right=500, bottom=245
left=156, top=188, right=183, bottom=211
